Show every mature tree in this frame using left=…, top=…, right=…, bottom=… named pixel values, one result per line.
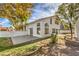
left=56, top=3, right=79, bottom=39
left=0, top=3, right=33, bottom=31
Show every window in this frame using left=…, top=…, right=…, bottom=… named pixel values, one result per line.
left=37, top=23, right=40, bottom=34
left=37, top=23, right=40, bottom=26
left=52, top=29, right=56, bottom=33
left=50, top=17, right=52, bottom=24
left=37, top=28, right=40, bottom=34
left=52, top=29, right=58, bottom=33
left=45, top=23, right=49, bottom=34
left=55, top=19, right=59, bottom=25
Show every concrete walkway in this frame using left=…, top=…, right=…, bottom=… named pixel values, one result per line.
left=11, top=35, right=39, bottom=45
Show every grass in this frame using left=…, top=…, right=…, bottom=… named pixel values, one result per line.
left=0, top=43, right=38, bottom=56
left=0, top=37, right=39, bottom=56
left=0, top=37, right=12, bottom=47
left=0, top=36, right=52, bottom=56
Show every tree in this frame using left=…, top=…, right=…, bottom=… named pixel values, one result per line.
left=60, top=20, right=70, bottom=30
left=0, top=3, right=33, bottom=31
left=56, top=3, right=79, bottom=40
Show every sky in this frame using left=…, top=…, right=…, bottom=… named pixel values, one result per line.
left=0, top=18, right=12, bottom=27
left=0, top=3, right=60, bottom=27
left=29, top=3, right=60, bottom=22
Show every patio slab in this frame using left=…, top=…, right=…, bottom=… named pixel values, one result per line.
left=11, top=35, right=39, bottom=45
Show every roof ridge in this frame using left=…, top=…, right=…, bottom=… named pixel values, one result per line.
left=28, top=16, right=54, bottom=25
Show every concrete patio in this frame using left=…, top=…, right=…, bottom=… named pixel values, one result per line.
left=11, top=35, right=39, bottom=45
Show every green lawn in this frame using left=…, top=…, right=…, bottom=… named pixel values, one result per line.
left=0, top=37, right=39, bottom=56
left=0, top=37, right=12, bottom=49
left=0, top=43, right=38, bottom=56
left=0, top=36, right=52, bottom=56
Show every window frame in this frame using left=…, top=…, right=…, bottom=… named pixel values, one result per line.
left=44, top=23, right=49, bottom=34
left=37, top=23, right=40, bottom=35
left=50, top=17, right=52, bottom=24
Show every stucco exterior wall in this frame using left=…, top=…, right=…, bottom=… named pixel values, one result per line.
left=26, top=16, right=60, bottom=38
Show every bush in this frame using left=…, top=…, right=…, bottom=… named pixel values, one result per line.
left=50, top=33, right=58, bottom=44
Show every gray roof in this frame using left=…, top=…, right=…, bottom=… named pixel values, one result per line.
left=27, top=16, right=54, bottom=25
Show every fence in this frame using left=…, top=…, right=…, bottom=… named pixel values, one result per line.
left=59, top=30, right=72, bottom=34
left=0, top=31, right=27, bottom=37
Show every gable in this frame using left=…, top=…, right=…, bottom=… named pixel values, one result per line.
left=27, top=16, right=57, bottom=26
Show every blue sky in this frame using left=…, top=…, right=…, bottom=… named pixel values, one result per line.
left=29, top=3, right=60, bottom=22
left=0, top=18, right=12, bottom=27
left=0, top=3, right=60, bottom=27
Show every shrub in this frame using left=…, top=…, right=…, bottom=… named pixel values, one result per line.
left=50, top=33, right=58, bottom=44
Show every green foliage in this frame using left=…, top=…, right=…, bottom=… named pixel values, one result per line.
left=56, top=3, right=79, bottom=39
left=54, top=15, right=60, bottom=25
left=50, top=33, right=58, bottom=44
left=64, top=23, right=70, bottom=30
left=0, top=3, right=33, bottom=30
left=56, top=3, right=79, bottom=25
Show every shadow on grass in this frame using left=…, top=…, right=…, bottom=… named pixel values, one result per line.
left=0, top=36, right=51, bottom=52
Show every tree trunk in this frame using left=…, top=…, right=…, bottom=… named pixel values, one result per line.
left=69, top=22, right=73, bottom=40
left=23, top=25, right=26, bottom=31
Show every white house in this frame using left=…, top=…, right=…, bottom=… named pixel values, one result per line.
left=12, top=16, right=60, bottom=44
left=26, top=16, right=60, bottom=38
left=0, top=16, right=60, bottom=45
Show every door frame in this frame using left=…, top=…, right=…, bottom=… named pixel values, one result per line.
left=29, top=28, right=33, bottom=36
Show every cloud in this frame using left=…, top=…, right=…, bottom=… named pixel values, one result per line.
left=29, top=3, right=61, bottom=22
left=0, top=18, right=12, bottom=27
